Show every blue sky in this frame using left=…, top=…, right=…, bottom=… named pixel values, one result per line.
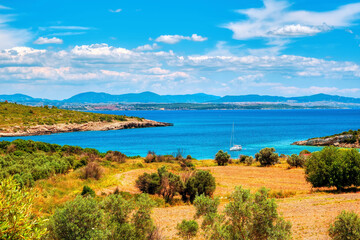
left=0, top=0, right=360, bottom=99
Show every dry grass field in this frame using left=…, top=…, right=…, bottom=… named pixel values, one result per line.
left=33, top=160, right=360, bottom=239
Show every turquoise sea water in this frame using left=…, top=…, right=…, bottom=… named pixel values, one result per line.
left=2, top=109, right=360, bottom=159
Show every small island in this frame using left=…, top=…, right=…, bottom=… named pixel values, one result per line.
left=0, top=102, right=171, bottom=137
left=292, top=129, right=360, bottom=148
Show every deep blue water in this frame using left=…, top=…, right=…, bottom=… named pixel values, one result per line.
left=2, top=109, right=360, bottom=159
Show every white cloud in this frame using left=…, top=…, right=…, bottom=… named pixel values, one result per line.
left=0, top=5, right=11, bottom=10
left=33, top=37, right=63, bottom=45
left=133, top=43, right=159, bottom=51
left=155, top=34, right=207, bottom=44
left=224, top=0, right=360, bottom=40
left=109, top=9, right=122, bottom=13
left=143, top=67, right=170, bottom=74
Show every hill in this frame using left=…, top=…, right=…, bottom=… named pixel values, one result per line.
left=0, top=102, right=171, bottom=137
left=1, top=92, right=360, bottom=106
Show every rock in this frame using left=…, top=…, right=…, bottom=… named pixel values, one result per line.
left=292, top=134, right=359, bottom=148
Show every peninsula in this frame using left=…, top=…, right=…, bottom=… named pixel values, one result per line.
left=292, top=129, right=360, bottom=148
left=0, top=101, right=171, bottom=137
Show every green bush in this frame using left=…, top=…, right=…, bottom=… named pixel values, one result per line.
left=136, top=173, right=160, bottom=194
left=245, top=156, right=254, bottom=166
left=191, top=186, right=292, bottom=240
left=176, top=220, right=199, bottom=240
left=48, top=196, right=108, bottom=240
left=305, top=147, right=360, bottom=190
left=182, top=170, right=216, bottom=203
left=287, top=154, right=306, bottom=168
left=0, top=177, right=47, bottom=239
left=158, top=169, right=184, bottom=203
left=215, top=150, right=230, bottom=166
left=255, top=147, right=279, bottom=166
left=329, top=211, right=360, bottom=240
left=299, top=149, right=311, bottom=155
left=81, top=185, right=95, bottom=197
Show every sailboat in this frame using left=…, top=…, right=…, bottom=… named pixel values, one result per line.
left=230, top=122, right=242, bottom=151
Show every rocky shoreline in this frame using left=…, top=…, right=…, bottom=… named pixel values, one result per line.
left=292, top=134, right=360, bottom=148
left=0, top=119, right=172, bottom=137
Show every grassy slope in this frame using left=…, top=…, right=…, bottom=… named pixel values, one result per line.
left=0, top=102, right=134, bottom=131
left=31, top=157, right=360, bottom=240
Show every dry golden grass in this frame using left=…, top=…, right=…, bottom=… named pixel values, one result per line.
left=199, top=165, right=311, bottom=196
left=32, top=160, right=360, bottom=240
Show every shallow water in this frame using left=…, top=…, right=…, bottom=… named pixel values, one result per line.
left=2, top=109, right=360, bottom=159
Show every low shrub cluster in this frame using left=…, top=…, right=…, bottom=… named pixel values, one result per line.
left=329, top=211, right=360, bottom=240
left=305, top=147, right=360, bottom=190
left=287, top=154, right=306, bottom=168
left=0, top=139, right=128, bottom=186
left=144, top=150, right=195, bottom=170
left=136, top=167, right=215, bottom=203
left=177, top=186, right=292, bottom=240
left=48, top=193, right=158, bottom=240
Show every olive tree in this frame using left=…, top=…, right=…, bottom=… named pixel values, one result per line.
left=215, top=150, right=230, bottom=166
left=255, top=148, right=279, bottom=166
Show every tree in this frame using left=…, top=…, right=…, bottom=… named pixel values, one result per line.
left=0, top=177, right=47, bottom=239
left=287, top=154, right=306, bottom=168
left=176, top=220, right=199, bottom=240
left=329, top=211, right=360, bottom=240
left=191, top=186, right=292, bottom=240
left=158, top=171, right=184, bottom=203
left=305, top=147, right=360, bottom=190
left=48, top=196, right=108, bottom=240
left=255, top=148, right=279, bottom=166
left=135, top=173, right=160, bottom=194
left=215, top=150, right=230, bottom=166
left=182, top=170, right=216, bottom=203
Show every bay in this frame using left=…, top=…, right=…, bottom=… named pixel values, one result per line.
left=2, top=109, right=360, bottom=159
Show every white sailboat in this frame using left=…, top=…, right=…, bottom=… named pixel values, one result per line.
left=230, top=122, right=242, bottom=151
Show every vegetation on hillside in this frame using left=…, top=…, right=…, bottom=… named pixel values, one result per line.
left=0, top=101, right=130, bottom=131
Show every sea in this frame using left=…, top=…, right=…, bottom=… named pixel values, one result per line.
left=2, top=109, right=360, bottom=159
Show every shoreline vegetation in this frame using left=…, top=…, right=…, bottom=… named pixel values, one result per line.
left=292, top=129, right=360, bottom=148
left=0, top=102, right=172, bottom=137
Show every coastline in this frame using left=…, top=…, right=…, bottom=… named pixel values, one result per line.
left=0, top=119, right=172, bottom=137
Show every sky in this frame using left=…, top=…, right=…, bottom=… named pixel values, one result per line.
left=0, top=0, right=360, bottom=99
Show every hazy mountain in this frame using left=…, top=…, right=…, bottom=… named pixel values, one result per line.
left=64, top=91, right=220, bottom=103
left=1, top=92, right=360, bottom=105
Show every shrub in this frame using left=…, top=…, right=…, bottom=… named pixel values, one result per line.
left=329, top=211, right=360, bottom=240
left=158, top=170, right=184, bottom=203
left=186, top=155, right=192, bottom=160
left=192, top=186, right=292, bottom=240
left=287, top=154, right=306, bottom=168
left=215, top=150, right=230, bottom=166
left=83, top=161, right=104, bottom=180
left=179, top=157, right=195, bottom=170
left=105, top=150, right=127, bottom=163
left=0, top=177, right=47, bottom=239
left=182, top=170, right=216, bottom=203
left=176, top=220, right=199, bottom=240
left=245, top=156, right=254, bottom=166
left=305, top=147, right=360, bottom=190
left=48, top=196, right=108, bottom=240
left=136, top=173, right=161, bottom=194
left=239, top=155, right=248, bottom=163
left=81, top=185, right=95, bottom=197
left=145, top=151, right=156, bottom=163
left=255, top=147, right=279, bottom=166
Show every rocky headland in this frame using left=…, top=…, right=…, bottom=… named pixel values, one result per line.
left=0, top=119, right=172, bottom=137
left=292, top=134, right=360, bottom=148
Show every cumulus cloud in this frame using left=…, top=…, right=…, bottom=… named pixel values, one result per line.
left=0, top=44, right=360, bottom=97
left=33, top=37, right=63, bottom=45
left=224, top=0, right=360, bottom=40
left=155, top=34, right=207, bottom=44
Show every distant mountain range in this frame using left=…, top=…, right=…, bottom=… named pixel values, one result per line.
left=1, top=92, right=360, bottom=105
